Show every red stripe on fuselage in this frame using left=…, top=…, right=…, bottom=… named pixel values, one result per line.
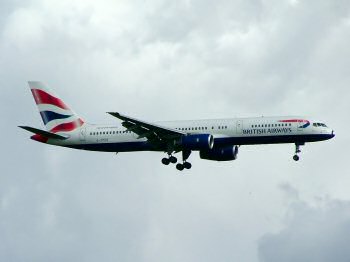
left=279, top=119, right=308, bottom=123
left=31, top=89, right=69, bottom=110
left=50, top=119, right=84, bottom=133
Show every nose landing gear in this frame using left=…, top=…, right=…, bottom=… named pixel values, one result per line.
left=293, top=143, right=303, bottom=161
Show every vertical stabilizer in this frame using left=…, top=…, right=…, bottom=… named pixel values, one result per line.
left=28, top=81, right=84, bottom=133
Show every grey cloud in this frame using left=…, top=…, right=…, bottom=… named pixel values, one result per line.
left=258, top=198, right=350, bottom=262
left=1, top=0, right=349, bottom=261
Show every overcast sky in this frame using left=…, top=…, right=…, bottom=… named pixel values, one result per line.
left=1, top=0, right=350, bottom=261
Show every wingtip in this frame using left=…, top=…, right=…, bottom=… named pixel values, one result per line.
left=107, top=112, right=120, bottom=116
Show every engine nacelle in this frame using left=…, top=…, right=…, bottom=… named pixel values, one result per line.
left=180, top=134, right=214, bottom=151
left=200, top=146, right=238, bottom=161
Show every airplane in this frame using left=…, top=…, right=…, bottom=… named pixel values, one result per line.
left=19, top=81, right=335, bottom=171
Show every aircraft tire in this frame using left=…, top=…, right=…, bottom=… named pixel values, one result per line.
left=162, top=158, right=170, bottom=165
left=169, top=156, right=177, bottom=164
left=293, top=155, right=299, bottom=161
left=176, top=163, right=184, bottom=171
left=183, top=162, right=192, bottom=169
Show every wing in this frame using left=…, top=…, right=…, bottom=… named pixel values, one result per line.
left=107, top=112, right=186, bottom=149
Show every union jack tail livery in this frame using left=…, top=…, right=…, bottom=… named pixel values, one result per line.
left=28, top=81, right=84, bottom=133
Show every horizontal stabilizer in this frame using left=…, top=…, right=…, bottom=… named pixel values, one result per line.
left=18, top=126, right=68, bottom=140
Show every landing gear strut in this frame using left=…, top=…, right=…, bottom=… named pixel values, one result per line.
left=176, top=150, right=192, bottom=171
left=293, top=143, right=303, bottom=161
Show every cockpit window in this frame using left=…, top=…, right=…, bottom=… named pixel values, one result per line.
left=313, top=122, right=328, bottom=127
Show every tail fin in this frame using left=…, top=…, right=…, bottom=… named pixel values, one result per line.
left=28, top=81, right=85, bottom=133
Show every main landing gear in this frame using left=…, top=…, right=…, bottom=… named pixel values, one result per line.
left=293, top=143, right=304, bottom=161
left=161, top=155, right=177, bottom=165
left=176, top=161, right=192, bottom=171
left=162, top=150, right=192, bottom=171
left=176, top=150, right=192, bottom=171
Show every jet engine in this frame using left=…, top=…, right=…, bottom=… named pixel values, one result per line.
left=199, top=145, right=238, bottom=161
left=178, top=134, right=214, bottom=151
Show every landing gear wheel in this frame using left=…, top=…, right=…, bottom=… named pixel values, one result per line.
left=169, top=156, right=177, bottom=164
left=183, top=162, right=192, bottom=169
left=176, top=163, right=184, bottom=171
left=162, top=158, right=170, bottom=165
left=293, top=155, right=299, bottom=161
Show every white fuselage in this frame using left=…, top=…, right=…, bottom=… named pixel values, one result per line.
left=45, top=116, right=334, bottom=153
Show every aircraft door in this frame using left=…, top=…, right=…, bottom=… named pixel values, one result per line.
left=79, top=127, right=86, bottom=141
left=236, top=120, right=243, bottom=135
